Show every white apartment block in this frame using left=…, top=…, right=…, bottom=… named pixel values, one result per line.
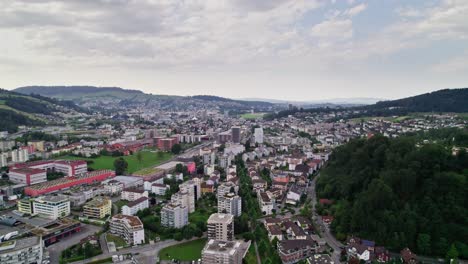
left=0, top=236, right=43, bottom=264
left=122, top=197, right=149, bottom=216
left=11, top=149, right=29, bottom=163
left=171, top=190, right=195, bottom=213
left=207, top=213, right=234, bottom=241
left=0, top=153, right=8, bottom=167
left=202, top=240, right=250, bottom=264
left=121, top=188, right=148, bottom=201
left=109, top=214, right=145, bottom=245
left=179, top=180, right=201, bottom=201
left=254, top=127, right=264, bottom=144
left=217, top=182, right=239, bottom=200
left=150, top=183, right=169, bottom=196
left=161, top=203, right=189, bottom=228
left=218, top=193, right=242, bottom=217
left=32, top=195, right=70, bottom=220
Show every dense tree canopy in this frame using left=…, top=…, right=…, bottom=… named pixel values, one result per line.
left=316, top=132, right=468, bottom=258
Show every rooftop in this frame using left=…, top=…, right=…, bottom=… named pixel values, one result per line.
left=111, top=214, right=143, bottom=228
left=208, top=213, right=234, bottom=224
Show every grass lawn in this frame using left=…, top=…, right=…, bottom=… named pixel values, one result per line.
left=159, top=238, right=207, bottom=261
left=106, top=233, right=127, bottom=248
left=58, top=149, right=172, bottom=174
left=241, top=112, right=266, bottom=119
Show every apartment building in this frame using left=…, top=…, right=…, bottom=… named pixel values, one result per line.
left=161, top=202, right=188, bottom=228
left=121, top=188, right=148, bottom=202
left=171, top=190, right=195, bottom=213
left=83, top=197, right=112, bottom=219
left=218, top=193, right=242, bottom=217
left=0, top=236, right=43, bottom=264
left=32, top=195, right=71, bottom=220
left=109, top=214, right=145, bottom=245
left=207, top=213, right=234, bottom=241
left=202, top=239, right=250, bottom=264
left=217, top=182, right=238, bottom=200
left=122, top=197, right=149, bottom=216
left=179, top=180, right=201, bottom=201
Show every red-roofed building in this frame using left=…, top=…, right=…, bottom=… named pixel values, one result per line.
left=9, top=168, right=47, bottom=185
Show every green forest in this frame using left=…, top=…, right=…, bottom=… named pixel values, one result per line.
left=316, top=130, right=468, bottom=259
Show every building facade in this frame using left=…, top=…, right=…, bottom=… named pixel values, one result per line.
left=109, top=214, right=145, bottom=245
left=207, top=213, right=234, bottom=241
left=161, top=203, right=188, bottom=228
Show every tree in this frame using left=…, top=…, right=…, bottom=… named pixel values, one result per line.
left=417, top=233, right=431, bottom=255
left=446, top=244, right=459, bottom=264
left=114, top=157, right=128, bottom=175
left=171, top=144, right=182, bottom=154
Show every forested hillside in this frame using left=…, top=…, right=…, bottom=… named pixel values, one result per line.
left=316, top=131, right=468, bottom=258
left=0, top=89, right=86, bottom=132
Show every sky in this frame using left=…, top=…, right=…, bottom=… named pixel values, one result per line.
left=1, top=0, right=467, bottom=101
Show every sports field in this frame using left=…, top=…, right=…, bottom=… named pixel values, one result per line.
left=159, top=238, right=207, bottom=261
left=58, top=149, right=172, bottom=174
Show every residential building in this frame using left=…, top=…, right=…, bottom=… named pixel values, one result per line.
left=202, top=239, right=250, bottom=264
left=121, top=188, right=148, bottom=201
left=17, top=198, right=34, bottom=215
left=11, top=149, right=29, bottom=163
left=278, top=239, right=318, bottom=264
left=0, top=236, right=43, bottom=264
left=231, top=127, right=241, bottom=144
left=254, top=127, right=264, bottom=144
left=207, top=213, right=234, bottom=241
left=218, top=193, right=242, bottom=217
left=109, top=214, right=145, bottom=245
left=258, top=191, right=275, bottom=215
left=83, top=197, right=112, bottom=219
left=171, top=190, right=195, bottom=213
left=161, top=202, right=189, bottom=228
left=217, top=181, right=238, bottom=200
left=32, top=195, right=71, bottom=220
left=179, top=180, right=201, bottom=201
left=122, top=197, right=149, bottom=216
left=9, top=168, right=47, bottom=186
left=0, top=153, right=8, bottom=167
left=151, top=183, right=169, bottom=196
left=103, top=180, right=124, bottom=195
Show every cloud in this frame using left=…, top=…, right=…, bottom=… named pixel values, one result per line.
left=344, top=3, right=367, bottom=16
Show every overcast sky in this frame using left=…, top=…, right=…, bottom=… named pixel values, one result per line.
left=1, top=0, right=467, bottom=101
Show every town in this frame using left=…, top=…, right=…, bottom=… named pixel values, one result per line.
left=0, top=101, right=466, bottom=264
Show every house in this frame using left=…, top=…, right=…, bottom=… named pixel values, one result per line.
left=201, top=182, right=215, bottom=194
left=322, top=215, right=334, bottom=225
left=286, top=185, right=303, bottom=205
left=122, top=197, right=149, bottom=216
left=347, top=242, right=371, bottom=262
left=252, top=179, right=267, bottom=192
left=151, top=183, right=169, bottom=196
left=267, top=224, right=283, bottom=241
left=319, top=199, right=333, bottom=206
left=374, top=246, right=390, bottom=263
left=284, top=221, right=308, bottom=240
left=401, top=248, right=417, bottom=264
left=121, top=188, right=148, bottom=201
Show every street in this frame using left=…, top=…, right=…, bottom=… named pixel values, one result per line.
left=308, top=173, right=343, bottom=263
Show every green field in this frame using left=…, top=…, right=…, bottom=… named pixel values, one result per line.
left=241, top=112, right=266, bottom=119
left=106, top=233, right=127, bottom=248
left=159, top=239, right=207, bottom=261
left=58, top=149, right=172, bottom=174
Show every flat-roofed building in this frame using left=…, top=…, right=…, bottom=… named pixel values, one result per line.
left=122, top=197, right=149, bottom=216
left=109, top=214, right=145, bottom=245
left=9, top=168, right=47, bottom=186
left=161, top=202, right=188, bottom=228
left=17, top=198, right=34, bottom=215
left=218, top=193, right=242, bottom=217
left=121, top=188, right=148, bottom=202
left=202, top=239, right=250, bottom=264
left=83, top=197, right=112, bottom=219
left=171, top=190, right=194, bottom=213
left=207, top=213, right=234, bottom=241
left=32, top=195, right=70, bottom=220
left=0, top=236, right=43, bottom=264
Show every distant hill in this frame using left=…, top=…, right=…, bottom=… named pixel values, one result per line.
left=0, top=89, right=87, bottom=132
left=14, top=86, right=276, bottom=111
left=266, top=88, right=468, bottom=120
left=363, top=88, right=468, bottom=113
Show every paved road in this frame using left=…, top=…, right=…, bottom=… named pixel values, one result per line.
left=47, top=224, right=102, bottom=264
left=100, top=233, right=109, bottom=254
left=308, top=173, right=343, bottom=263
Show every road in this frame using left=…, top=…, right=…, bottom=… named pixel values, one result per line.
left=308, top=173, right=343, bottom=263
left=70, top=237, right=205, bottom=264
left=47, top=224, right=102, bottom=264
